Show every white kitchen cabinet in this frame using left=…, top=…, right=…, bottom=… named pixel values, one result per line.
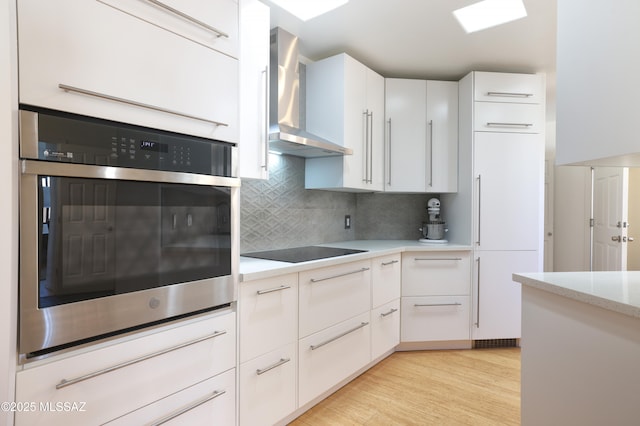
left=105, top=369, right=236, bottom=426
left=473, top=71, right=544, bottom=104
left=238, top=0, right=270, bottom=179
left=472, top=251, right=538, bottom=340
left=17, top=0, right=239, bottom=142
left=370, top=254, right=401, bottom=359
left=371, top=299, right=400, bottom=359
left=239, top=273, right=297, bottom=363
left=238, top=273, right=297, bottom=425
left=384, top=79, right=458, bottom=193
left=401, top=251, right=471, bottom=296
left=400, top=251, right=471, bottom=344
left=239, top=344, right=297, bottom=426
left=305, top=53, right=385, bottom=191
left=445, top=71, right=545, bottom=341
left=298, top=312, right=371, bottom=407
left=15, top=310, right=236, bottom=426
left=371, top=253, right=401, bottom=307
left=298, top=259, right=371, bottom=337
left=401, top=296, right=470, bottom=342
left=473, top=132, right=543, bottom=251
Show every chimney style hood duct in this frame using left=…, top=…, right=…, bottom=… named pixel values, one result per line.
left=269, top=28, right=352, bottom=158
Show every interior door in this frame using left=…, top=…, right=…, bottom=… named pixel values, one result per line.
left=592, top=167, right=629, bottom=271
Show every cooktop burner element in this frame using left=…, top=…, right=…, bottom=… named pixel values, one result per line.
left=241, top=246, right=367, bottom=263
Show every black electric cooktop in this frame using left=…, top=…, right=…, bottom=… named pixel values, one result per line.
left=242, top=246, right=367, bottom=263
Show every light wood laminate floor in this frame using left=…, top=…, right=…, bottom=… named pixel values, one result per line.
left=289, top=348, right=520, bottom=426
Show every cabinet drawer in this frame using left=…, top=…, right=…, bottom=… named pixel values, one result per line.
left=15, top=311, right=236, bottom=426
left=371, top=299, right=400, bottom=360
left=401, top=296, right=470, bottom=342
left=371, top=254, right=401, bottom=307
left=18, top=0, right=239, bottom=142
left=105, top=368, right=236, bottom=426
left=299, top=260, right=371, bottom=338
left=98, top=0, right=238, bottom=58
left=239, top=274, right=297, bottom=363
left=298, top=312, right=371, bottom=407
left=239, top=343, right=297, bottom=426
left=402, top=252, right=471, bottom=296
left=474, top=102, right=543, bottom=134
left=474, top=72, right=543, bottom=104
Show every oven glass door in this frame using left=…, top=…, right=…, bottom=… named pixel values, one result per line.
left=38, top=175, right=232, bottom=308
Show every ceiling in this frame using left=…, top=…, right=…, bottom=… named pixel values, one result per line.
left=262, top=0, right=557, bottom=117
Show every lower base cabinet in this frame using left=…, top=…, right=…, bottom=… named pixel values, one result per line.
left=401, top=296, right=470, bottom=342
left=371, top=299, right=400, bottom=359
left=298, top=311, right=371, bottom=407
left=14, top=310, right=236, bottom=426
left=239, top=343, right=297, bottom=426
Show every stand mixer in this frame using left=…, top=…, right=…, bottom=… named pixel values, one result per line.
left=419, top=197, right=448, bottom=243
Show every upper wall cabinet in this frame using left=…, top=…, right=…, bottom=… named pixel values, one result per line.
left=238, top=0, right=270, bottom=179
left=384, top=79, right=458, bottom=193
left=305, top=54, right=385, bottom=192
left=17, top=0, right=239, bottom=142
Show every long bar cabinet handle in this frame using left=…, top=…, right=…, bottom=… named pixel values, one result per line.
left=380, top=308, right=398, bottom=317
left=150, top=390, right=227, bottom=426
left=475, top=257, right=481, bottom=328
left=143, top=0, right=229, bottom=38
left=486, top=122, right=533, bottom=128
left=368, top=111, right=374, bottom=184
left=310, top=322, right=369, bottom=351
left=55, top=331, right=227, bottom=389
left=262, top=66, right=269, bottom=170
left=256, top=358, right=291, bottom=376
left=309, top=267, right=370, bottom=283
left=256, top=285, right=291, bottom=295
left=486, top=91, right=533, bottom=98
left=59, top=84, right=229, bottom=127
left=387, top=118, right=392, bottom=185
left=476, top=174, right=482, bottom=246
left=381, top=260, right=399, bottom=266
left=428, top=119, right=434, bottom=187
left=362, top=110, right=369, bottom=183
left=414, top=303, right=462, bottom=307
left=414, top=257, right=462, bottom=261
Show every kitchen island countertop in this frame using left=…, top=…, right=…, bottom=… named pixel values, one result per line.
left=240, top=240, right=472, bottom=281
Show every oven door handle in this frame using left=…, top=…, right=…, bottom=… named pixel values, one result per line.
left=21, top=160, right=240, bottom=187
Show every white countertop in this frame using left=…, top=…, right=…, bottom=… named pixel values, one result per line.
left=240, top=240, right=472, bottom=281
left=513, top=271, right=640, bottom=319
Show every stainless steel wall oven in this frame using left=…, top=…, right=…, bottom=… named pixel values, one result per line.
left=19, top=107, right=240, bottom=360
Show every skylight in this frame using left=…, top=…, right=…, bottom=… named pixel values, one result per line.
left=453, top=0, right=527, bottom=33
left=269, top=0, right=349, bottom=21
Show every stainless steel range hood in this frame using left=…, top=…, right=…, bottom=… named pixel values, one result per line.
left=269, top=28, right=351, bottom=158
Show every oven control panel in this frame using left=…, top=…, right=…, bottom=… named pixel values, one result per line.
left=21, top=107, right=234, bottom=177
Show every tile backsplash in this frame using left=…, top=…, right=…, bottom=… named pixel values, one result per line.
left=240, top=154, right=433, bottom=253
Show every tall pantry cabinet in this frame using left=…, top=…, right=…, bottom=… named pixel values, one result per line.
left=444, top=71, right=545, bottom=341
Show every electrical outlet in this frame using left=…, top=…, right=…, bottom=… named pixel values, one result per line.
left=344, top=215, right=351, bottom=229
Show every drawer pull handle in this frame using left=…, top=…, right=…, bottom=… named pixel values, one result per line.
left=256, top=358, right=291, bottom=375
left=59, top=84, right=229, bottom=127
left=310, top=322, right=369, bottom=351
left=486, top=122, right=533, bottom=128
left=256, top=285, right=291, bottom=295
left=143, top=0, right=229, bottom=39
left=380, top=308, right=398, bottom=317
left=414, top=257, right=462, bottom=261
left=55, top=330, right=227, bottom=390
left=486, top=91, right=534, bottom=98
left=309, top=267, right=370, bottom=283
left=381, top=260, right=399, bottom=266
left=150, top=390, right=226, bottom=426
left=414, top=303, right=462, bottom=307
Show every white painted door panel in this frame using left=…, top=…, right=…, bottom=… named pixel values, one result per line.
left=593, top=167, right=629, bottom=271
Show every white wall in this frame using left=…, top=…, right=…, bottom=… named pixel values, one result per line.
left=0, top=0, right=18, bottom=424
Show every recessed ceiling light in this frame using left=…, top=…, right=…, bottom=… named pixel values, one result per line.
left=269, top=0, right=349, bottom=21
left=453, top=0, right=527, bottom=33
